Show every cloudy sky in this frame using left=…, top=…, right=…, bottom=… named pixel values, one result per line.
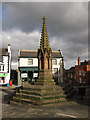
left=1, top=2, right=88, bottom=69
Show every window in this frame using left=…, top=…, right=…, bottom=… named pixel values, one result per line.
left=3, top=66, right=4, bottom=71
left=52, top=59, right=57, bottom=65
left=28, top=59, right=33, bottom=65
left=83, top=77, right=85, bottom=83
left=71, top=74, right=73, bottom=78
left=53, top=68, right=58, bottom=73
left=79, top=70, right=81, bottom=75
left=83, top=71, right=85, bottom=77
left=68, top=74, right=69, bottom=77
left=79, top=77, right=82, bottom=83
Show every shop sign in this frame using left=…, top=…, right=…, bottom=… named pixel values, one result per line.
left=33, top=73, right=38, bottom=78
left=0, top=74, right=8, bottom=77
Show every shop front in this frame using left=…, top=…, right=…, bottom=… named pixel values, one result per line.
left=19, top=67, right=38, bottom=83
left=0, top=73, right=8, bottom=85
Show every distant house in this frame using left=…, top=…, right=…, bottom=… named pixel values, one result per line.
left=75, top=57, right=90, bottom=85
left=64, top=67, right=75, bottom=85
left=64, top=58, right=90, bottom=86
left=0, top=44, right=11, bottom=85
left=18, top=49, right=64, bottom=85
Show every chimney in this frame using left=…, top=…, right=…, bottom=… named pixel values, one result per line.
left=78, top=57, right=80, bottom=66
left=8, top=44, right=11, bottom=53
left=84, top=60, right=87, bottom=62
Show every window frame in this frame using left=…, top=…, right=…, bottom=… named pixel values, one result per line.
left=28, top=59, right=33, bottom=65
left=0, top=66, right=1, bottom=71
left=52, top=59, right=57, bottom=65
left=53, top=68, right=58, bottom=74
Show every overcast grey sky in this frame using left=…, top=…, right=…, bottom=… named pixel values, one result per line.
left=1, top=2, right=88, bottom=69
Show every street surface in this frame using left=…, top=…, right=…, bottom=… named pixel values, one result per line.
left=0, top=85, right=89, bottom=119
left=2, top=102, right=88, bottom=119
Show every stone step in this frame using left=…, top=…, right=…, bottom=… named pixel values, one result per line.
left=23, top=83, right=63, bottom=89
left=15, top=91, right=66, bottom=102
left=13, top=95, right=66, bottom=105
left=21, top=89, right=41, bottom=96
left=12, top=82, right=67, bottom=106
left=22, top=87, right=41, bottom=91
left=22, top=87, right=63, bottom=93
left=21, top=89, right=63, bottom=93
left=13, top=96, right=42, bottom=105
left=34, top=82, right=55, bottom=85
left=16, top=93, right=41, bottom=100
left=43, top=95, right=66, bottom=100
left=20, top=90, right=64, bottom=98
left=23, top=85, right=42, bottom=89
left=42, top=92, right=65, bottom=96
left=43, top=97, right=66, bottom=105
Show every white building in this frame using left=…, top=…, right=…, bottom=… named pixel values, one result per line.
left=18, top=49, right=64, bottom=85
left=0, top=44, right=11, bottom=85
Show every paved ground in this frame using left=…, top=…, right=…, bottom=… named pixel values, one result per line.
left=2, top=102, right=89, bottom=119
left=0, top=85, right=89, bottom=119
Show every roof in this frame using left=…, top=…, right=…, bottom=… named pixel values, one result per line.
left=52, top=51, right=62, bottom=58
left=0, top=48, right=9, bottom=56
left=65, top=67, right=75, bottom=73
left=81, top=60, right=90, bottom=65
left=19, top=50, right=63, bottom=58
left=20, top=50, right=37, bottom=58
left=0, top=48, right=9, bottom=62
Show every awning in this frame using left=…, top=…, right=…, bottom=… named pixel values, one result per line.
left=19, top=67, right=38, bottom=72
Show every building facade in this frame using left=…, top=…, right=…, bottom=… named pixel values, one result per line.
left=18, top=50, right=64, bottom=84
left=75, top=57, right=90, bottom=85
left=64, top=67, right=75, bottom=85
left=0, top=44, right=11, bottom=85
left=64, top=57, right=90, bottom=86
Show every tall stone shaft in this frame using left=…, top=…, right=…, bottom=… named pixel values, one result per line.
left=38, top=17, right=52, bottom=71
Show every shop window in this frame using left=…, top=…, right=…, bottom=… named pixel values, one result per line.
left=52, top=59, right=57, bottom=65
left=53, top=68, right=58, bottom=74
left=2, top=66, right=4, bottom=71
left=2, top=77, right=5, bottom=83
left=28, top=59, right=33, bottom=65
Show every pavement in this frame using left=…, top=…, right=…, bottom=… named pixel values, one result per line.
left=0, top=85, right=16, bottom=104
left=2, top=102, right=89, bottom=119
left=0, top=85, right=89, bottom=119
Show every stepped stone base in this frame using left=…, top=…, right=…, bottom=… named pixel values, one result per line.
left=12, top=70, right=66, bottom=105
left=13, top=83, right=66, bottom=105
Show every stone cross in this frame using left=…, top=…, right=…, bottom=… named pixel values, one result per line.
left=42, top=16, right=46, bottom=21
